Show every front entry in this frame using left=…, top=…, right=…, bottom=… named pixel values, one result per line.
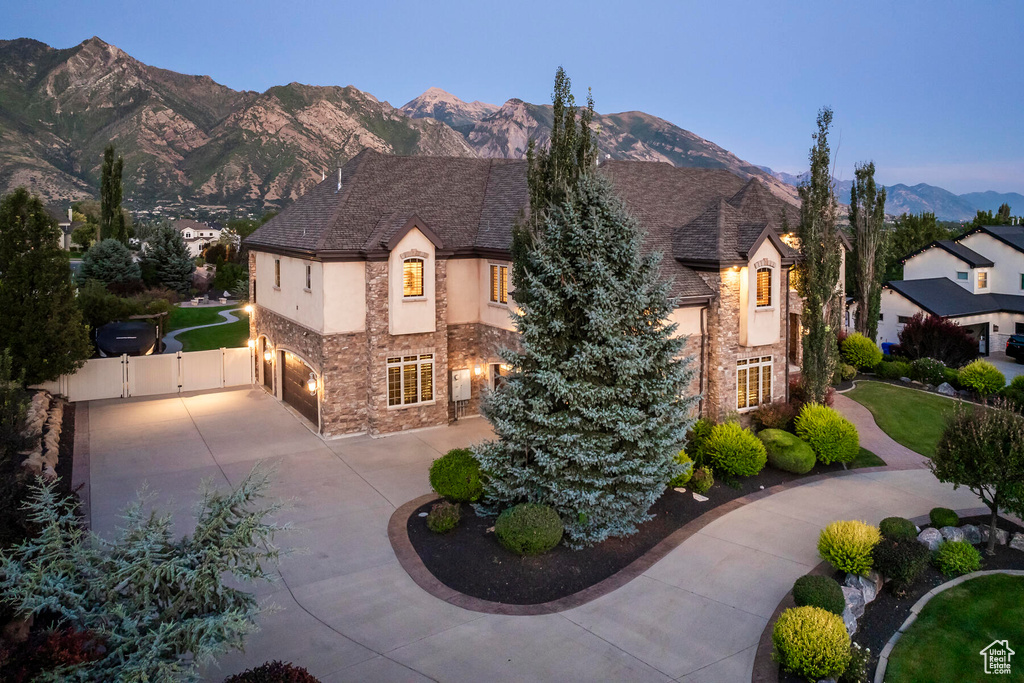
left=281, top=351, right=319, bottom=427
left=261, top=340, right=273, bottom=391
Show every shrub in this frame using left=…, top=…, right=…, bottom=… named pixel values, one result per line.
left=703, top=422, right=767, bottom=477
left=910, top=357, right=946, bottom=385
left=934, top=540, right=982, bottom=577
left=0, top=627, right=105, bottom=682
left=929, top=507, right=959, bottom=528
left=495, top=503, right=563, bottom=555
left=686, top=418, right=714, bottom=465
left=426, top=501, right=461, bottom=533
left=224, top=660, right=322, bottom=682
left=817, top=520, right=881, bottom=575
left=771, top=606, right=851, bottom=681
left=752, top=400, right=797, bottom=431
left=759, top=429, right=816, bottom=475
left=896, top=312, right=978, bottom=367
left=789, top=379, right=835, bottom=413
left=958, top=359, right=1005, bottom=397
left=893, top=360, right=912, bottom=379
left=840, top=363, right=857, bottom=382
left=878, top=516, right=918, bottom=541
left=429, top=449, right=483, bottom=503
left=690, top=467, right=714, bottom=494
left=794, top=404, right=860, bottom=465
left=872, top=538, right=930, bottom=595
left=1000, top=374, right=1024, bottom=410
left=792, top=574, right=845, bottom=615
left=841, top=332, right=883, bottom=370
left=839, top=642, right=871, bottom=683
left=874, top=360, right=899, bottom=380
left=668, top=450, right=694, bottom=487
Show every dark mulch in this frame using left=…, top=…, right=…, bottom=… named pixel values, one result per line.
left=408, top=460, right=859, bottom=605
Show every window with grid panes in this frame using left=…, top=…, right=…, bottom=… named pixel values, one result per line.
left=387, top=354, right=434, bottom=406
left=489, top=264, right=508, bottom=304
left=737, top=356, right=772, bottom=410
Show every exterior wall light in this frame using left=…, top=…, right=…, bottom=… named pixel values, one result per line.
left=247, top=339, right=256, bottom=349
left=307, top=372, right=318, bottom=395
left=244, top=304, right=254, bottom=314
left=473, top=365, right=482, bottom=376
left=264, top=349, right=273, bottom=362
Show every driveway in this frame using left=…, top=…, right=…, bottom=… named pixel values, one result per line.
left=84, top=389, right=983, bottom=682
left=988, top=351, right=1024, bottom=384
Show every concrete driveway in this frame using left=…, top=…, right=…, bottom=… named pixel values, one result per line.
left=84, top=388, right=983, bottom=683
left=988, top=351, right=1024, bottom=384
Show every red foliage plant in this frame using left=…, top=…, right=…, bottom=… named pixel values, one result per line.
left=788, top=378, right=835, bottom=414
left=223, top=660, right=322, bottom=683
left=0, top=628, right=104, bottom=683
left=892, top=313, right=977, bottom=368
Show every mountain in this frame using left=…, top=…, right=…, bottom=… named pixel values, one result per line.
left=959, top=191, right=1024, bottom=215
left=400, top=87, right=498, bottom=133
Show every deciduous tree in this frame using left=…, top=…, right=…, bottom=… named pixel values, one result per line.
left=100, top=144, right=127, bottom=243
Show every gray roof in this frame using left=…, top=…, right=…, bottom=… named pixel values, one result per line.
left=963, top=224, right=1024, bottom=254
left=902, top=239, right=994, bottom=267
left=246, top=150, right=802, bottom=300
left=887, top=277, right=1024, bottom=317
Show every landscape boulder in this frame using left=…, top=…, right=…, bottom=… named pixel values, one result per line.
left=980, top=525, right=1009, bottom=546
left=899, top=376, right=913, bottom=384
left=961, top=524, right=982, bottom=545
left=917, top=527, right=944, bottom=551
left=842, top=606, right=858, bottom=636
left=841, top=585, right=865, bottom=619
left=940, top=526, right=965, bottom=543
left=844, top=571, right=881, bottom=604
left=937, top=382, right=956, bottom=396
left=1010, top=533, right=1024, bottom=553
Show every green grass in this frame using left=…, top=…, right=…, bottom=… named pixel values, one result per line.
left=846, top=381, right=958, bottom=457
left=850, top=447, right=886, bottom=469
left=176, top=316, right=249, bottom=352
left=166, top=304, right=239, bottom=332
left=886, top=574, right=1024, bottom=682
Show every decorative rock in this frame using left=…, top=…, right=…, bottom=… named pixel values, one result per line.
left=980, top=525, right=1009, bottom=546
left=842, top=585, right=866, bottom=618
left=842, top=606, right=858, bottom=636
left=917, top=527, right=944, bottom=551
left=417, top=512, right=428, bottom=517
left=940, top=526, right=965, bottom=543
left=899, top=376, right=913, bottom=384
left=1010, top=533, right=1024, bottom=552
left=957, top=389, right=972, bottom=398
left=961, top=524, right=982, bottom=545
left=673, top=487, right=687, bottom=493
left=692, top=493, right=709, bottom=502
left=845, top=572, right=879, bottom=604
left=937, top=382, right=956, bottom=396
left=924, top=383, right=935, bottom=391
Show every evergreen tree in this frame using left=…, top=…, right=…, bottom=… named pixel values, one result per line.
left=100, top=144, right=127, bottom=243
left=849, top=161, right=887, bottom=342
left=998, top=202, right=1012, bottom=222
left=141, top=223, right=195, bottom=295
left=796, top=108, right=844, bottom=404
left=78, top=238, right=141, bottom=290
left=0, top=189, right=92, bottom=385
left=881, top=212, right=949, bottom=281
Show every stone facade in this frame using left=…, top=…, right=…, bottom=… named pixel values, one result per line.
left=447, top=322, right=520, bottom=418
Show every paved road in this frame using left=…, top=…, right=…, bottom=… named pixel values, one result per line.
left=162, top=308, right=243, bottom=354
left=84, top=389, right=982, bottom=682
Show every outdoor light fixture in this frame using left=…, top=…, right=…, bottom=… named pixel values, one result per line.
left=306, top=373, right=317, bottom=395
left=244, top=304, right=254, bottom=314
left=473, top=365, right=482, bottom=376
left=264, top=348, right=273, bottom=362
left=247, top=339, right=256, bottom=349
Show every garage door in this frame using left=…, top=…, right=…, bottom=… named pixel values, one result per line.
left=281, top=351, right=318, bottom=426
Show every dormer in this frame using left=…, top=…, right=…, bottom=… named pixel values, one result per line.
left=386, top=215, right=443, bottom=336
left=739, top=227, right=787, bottom=347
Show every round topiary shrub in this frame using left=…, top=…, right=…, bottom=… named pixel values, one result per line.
left=872, top=538, right=930, bottom=595
left=817, top=520, right=881, bottom=575
left=841, top=332, right=883, bottom=370
left=703, top=422, right=767, bottom=477
left=929, top=507, right=959, bottom=528
left=910, top=357, right=946, bottom=385
left=426, top=501, right=461, bottom=534
left=495, top=503, right=563, bottom=555
left=690, top=466, right=714, bottom=494
left=792, top=574, right=845, bottom=615
left=874, top=360, right=900, bottom=380
left=759, top=429, right=816, bottom=475
left=794, top=403, right=860, bottom=465
left=840, top=363, right=857, bottom=382
left=958, top=359, right=1005, bottom=397
left=224, top=660, right=322, bottom=683
left=878, top=516, right=918, bottom=541
left=934, top=540, right=982, bottom=577
left=429, top=449, right=483, bottom=503
left=668, top=449, right=693, bottom=487
left=771, top=606, right=851, bottom=681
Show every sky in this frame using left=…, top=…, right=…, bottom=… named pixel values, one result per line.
left=7, top=0, right=1024, bottom=194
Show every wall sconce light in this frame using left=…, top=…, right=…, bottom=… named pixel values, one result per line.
left=307, top=372, right=318, bottom=395
left=247, top=339, right=256, bottom=349
left=500, top=364, right=511, bottom=372
left=473, top=365, right=482, bottom=376
left=263, top=348, right=273, bottom=362
left=244, top=304, right=254, bottom=314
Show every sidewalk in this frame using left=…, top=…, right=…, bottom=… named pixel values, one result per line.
left=833, top=392, right=930, bottom=469
left=162, top=307, right=243, bottom=354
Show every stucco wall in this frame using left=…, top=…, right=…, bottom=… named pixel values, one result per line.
left=446, top=258, right=516, bottom=331
left=323, top=261, right=367, bottom=334
left=958, top=232, right=1024, bottom=295
left=903, top=247, right=974, bottom=291
left=388, top=228, right=437, bottom=336
left=740, top=240, right=783, bottom=347
left=877, top=288, right=926, bottom=346
left=254, top=252, right=324, bottom=332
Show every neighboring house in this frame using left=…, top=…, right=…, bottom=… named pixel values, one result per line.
left=173, top=219, right=222, bottom=257
left=879, top=225, right=1024, bottom=355
left=45, top=206, right=84, bottom=250
left=244, top=150, right=832, bottom=437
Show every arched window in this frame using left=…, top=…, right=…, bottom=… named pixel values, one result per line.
left=403, top=258, right=424, bottom=297
left=756, top=267, right=772, bottom=307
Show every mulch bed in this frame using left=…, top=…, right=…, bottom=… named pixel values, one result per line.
left=407, top=460, right=858, bottom=605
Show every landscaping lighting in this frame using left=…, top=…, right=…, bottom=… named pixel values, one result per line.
left=244, top=304, right=254, bottom=314
left=247, top=339, right=256, bottom=349
left=307, top=372, right=317, bottom=394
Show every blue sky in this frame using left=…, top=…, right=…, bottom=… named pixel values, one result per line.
left=7, top=0, right=1023, bottom=194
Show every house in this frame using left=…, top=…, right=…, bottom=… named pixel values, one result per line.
left=45, top=206, right=85, bottom=250
left=173, top=219, right=222, bottom=257
left=243, top=150, right=825, bottom=437
left=879, top=225, right=1024, bottom=355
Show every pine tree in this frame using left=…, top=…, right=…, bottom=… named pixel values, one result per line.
left=850, top=161, right=887, bottom=342
left=0, top=189, right=92, bottom=385
left=100, top=144, right=127, bottom=243
left=796, top=108, right=844, bottom=404
left=142, top=223, right=196, bottom=296
left=78, top=238, right=141, bottom=290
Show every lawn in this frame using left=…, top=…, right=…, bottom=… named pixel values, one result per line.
left=851, top=447, right=885, bottom=468
left=886, top=573, right=1024, bottom=682
left=846, top=381, right=958, bottom=457
left=166, top=304, right=240, bottom=332
left=176, top=317, right=249, bottom=352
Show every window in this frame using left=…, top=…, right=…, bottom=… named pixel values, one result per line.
left=489, top=362, right=508, bottom=390
left=789, top=267, right=799, bottom=291
left=490, top=264, right=509, bottom=304
left=387, top=354, right=434, bottom=406
left=957, top=271, right=969, bottom=281
left=878, top=313, right=882, bottom=321
left=305, top=264, right=312, bottom=291
left=274, top=259, right=281, bottom=288
left=403, top=258, right=424, bottom=297
left=737, top=356, right=772, bottom=410
left=978, top=271, right=989, bottom=288
left=1020, top=273, right=1024, bottom=290
left=898, top=315, right=912, bottom=324
left=1017, top=322, right=1024, bottom=335
left=756, top=267, right=772, bottom=307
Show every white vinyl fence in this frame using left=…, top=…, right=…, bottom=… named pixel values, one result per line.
left=36, top=348, right=254, bottom=402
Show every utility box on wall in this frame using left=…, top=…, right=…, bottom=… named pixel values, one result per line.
left=450, top=368, right=471, bottom=401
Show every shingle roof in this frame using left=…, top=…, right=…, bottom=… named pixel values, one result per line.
left=246, top=151, right=802, bottom=300
left=887, top=277, right=1024, bottom=317
left=901, top=239, right=994, bottom=267
left=962, top=224, right=1024, bottom=254
left=173, top=219, right=215, bottom=233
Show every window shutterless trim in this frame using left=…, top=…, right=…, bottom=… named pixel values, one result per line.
left=403, top=258, right=425, bottom=298
left=756, top=267, right=772, bottom=307
left=386, top=354, right=434, bottom=407
left=489, top=263, right=508, bottom=304
left=737, top=355, right=772, bottom=411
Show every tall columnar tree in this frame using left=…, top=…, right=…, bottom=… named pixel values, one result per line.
left=796, top=108, right=844, bottom=404
left=0, top=189, right=92, bottom=385
left=475, top=69, right=696, bottom=547
left=78, top=238, right=141, bottom=290
left=100, top=143, right=127, bottom=243
left=850, top=161, right=887, bottom=342
left=141, top=223, right=195, bottom=295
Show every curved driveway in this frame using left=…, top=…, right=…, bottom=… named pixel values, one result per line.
left=83, top=388, right=982, bottom=682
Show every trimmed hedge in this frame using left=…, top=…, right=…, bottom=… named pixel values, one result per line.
left=495, top=503, right=563, bottom=555
left=929, top=507, right=959, bottom=528
left=704, top=422, right=767, bottom=477
left=872, top=537, right=930, bottom=595
left=792, top=574, right=845, bottom=615
left=426, top=501, right=461, bottom=533
left=759, top=429, right=816, bottom=475
left=690, top=467, right=714, bottom=494
left=772, top=606, right=851, bottom=681
left=794, top=403, right=860, bottom=465
left=879, top=516, right=918, bottom=542
left=958, top=359, right=1005, bottom=397
left=669, top=449, right=694, bottom=487
left=429, top=449, right=483, bottom=503
left=818, top=520, right=881, bottom=575
left=934, top=540, right=982, bottom=577
left=841, top=332, right=883, bottom=370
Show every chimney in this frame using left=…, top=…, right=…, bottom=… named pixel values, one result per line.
left=336, top=167, right=342, bottom=193
left=68, top=207, right=73, bottom=222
